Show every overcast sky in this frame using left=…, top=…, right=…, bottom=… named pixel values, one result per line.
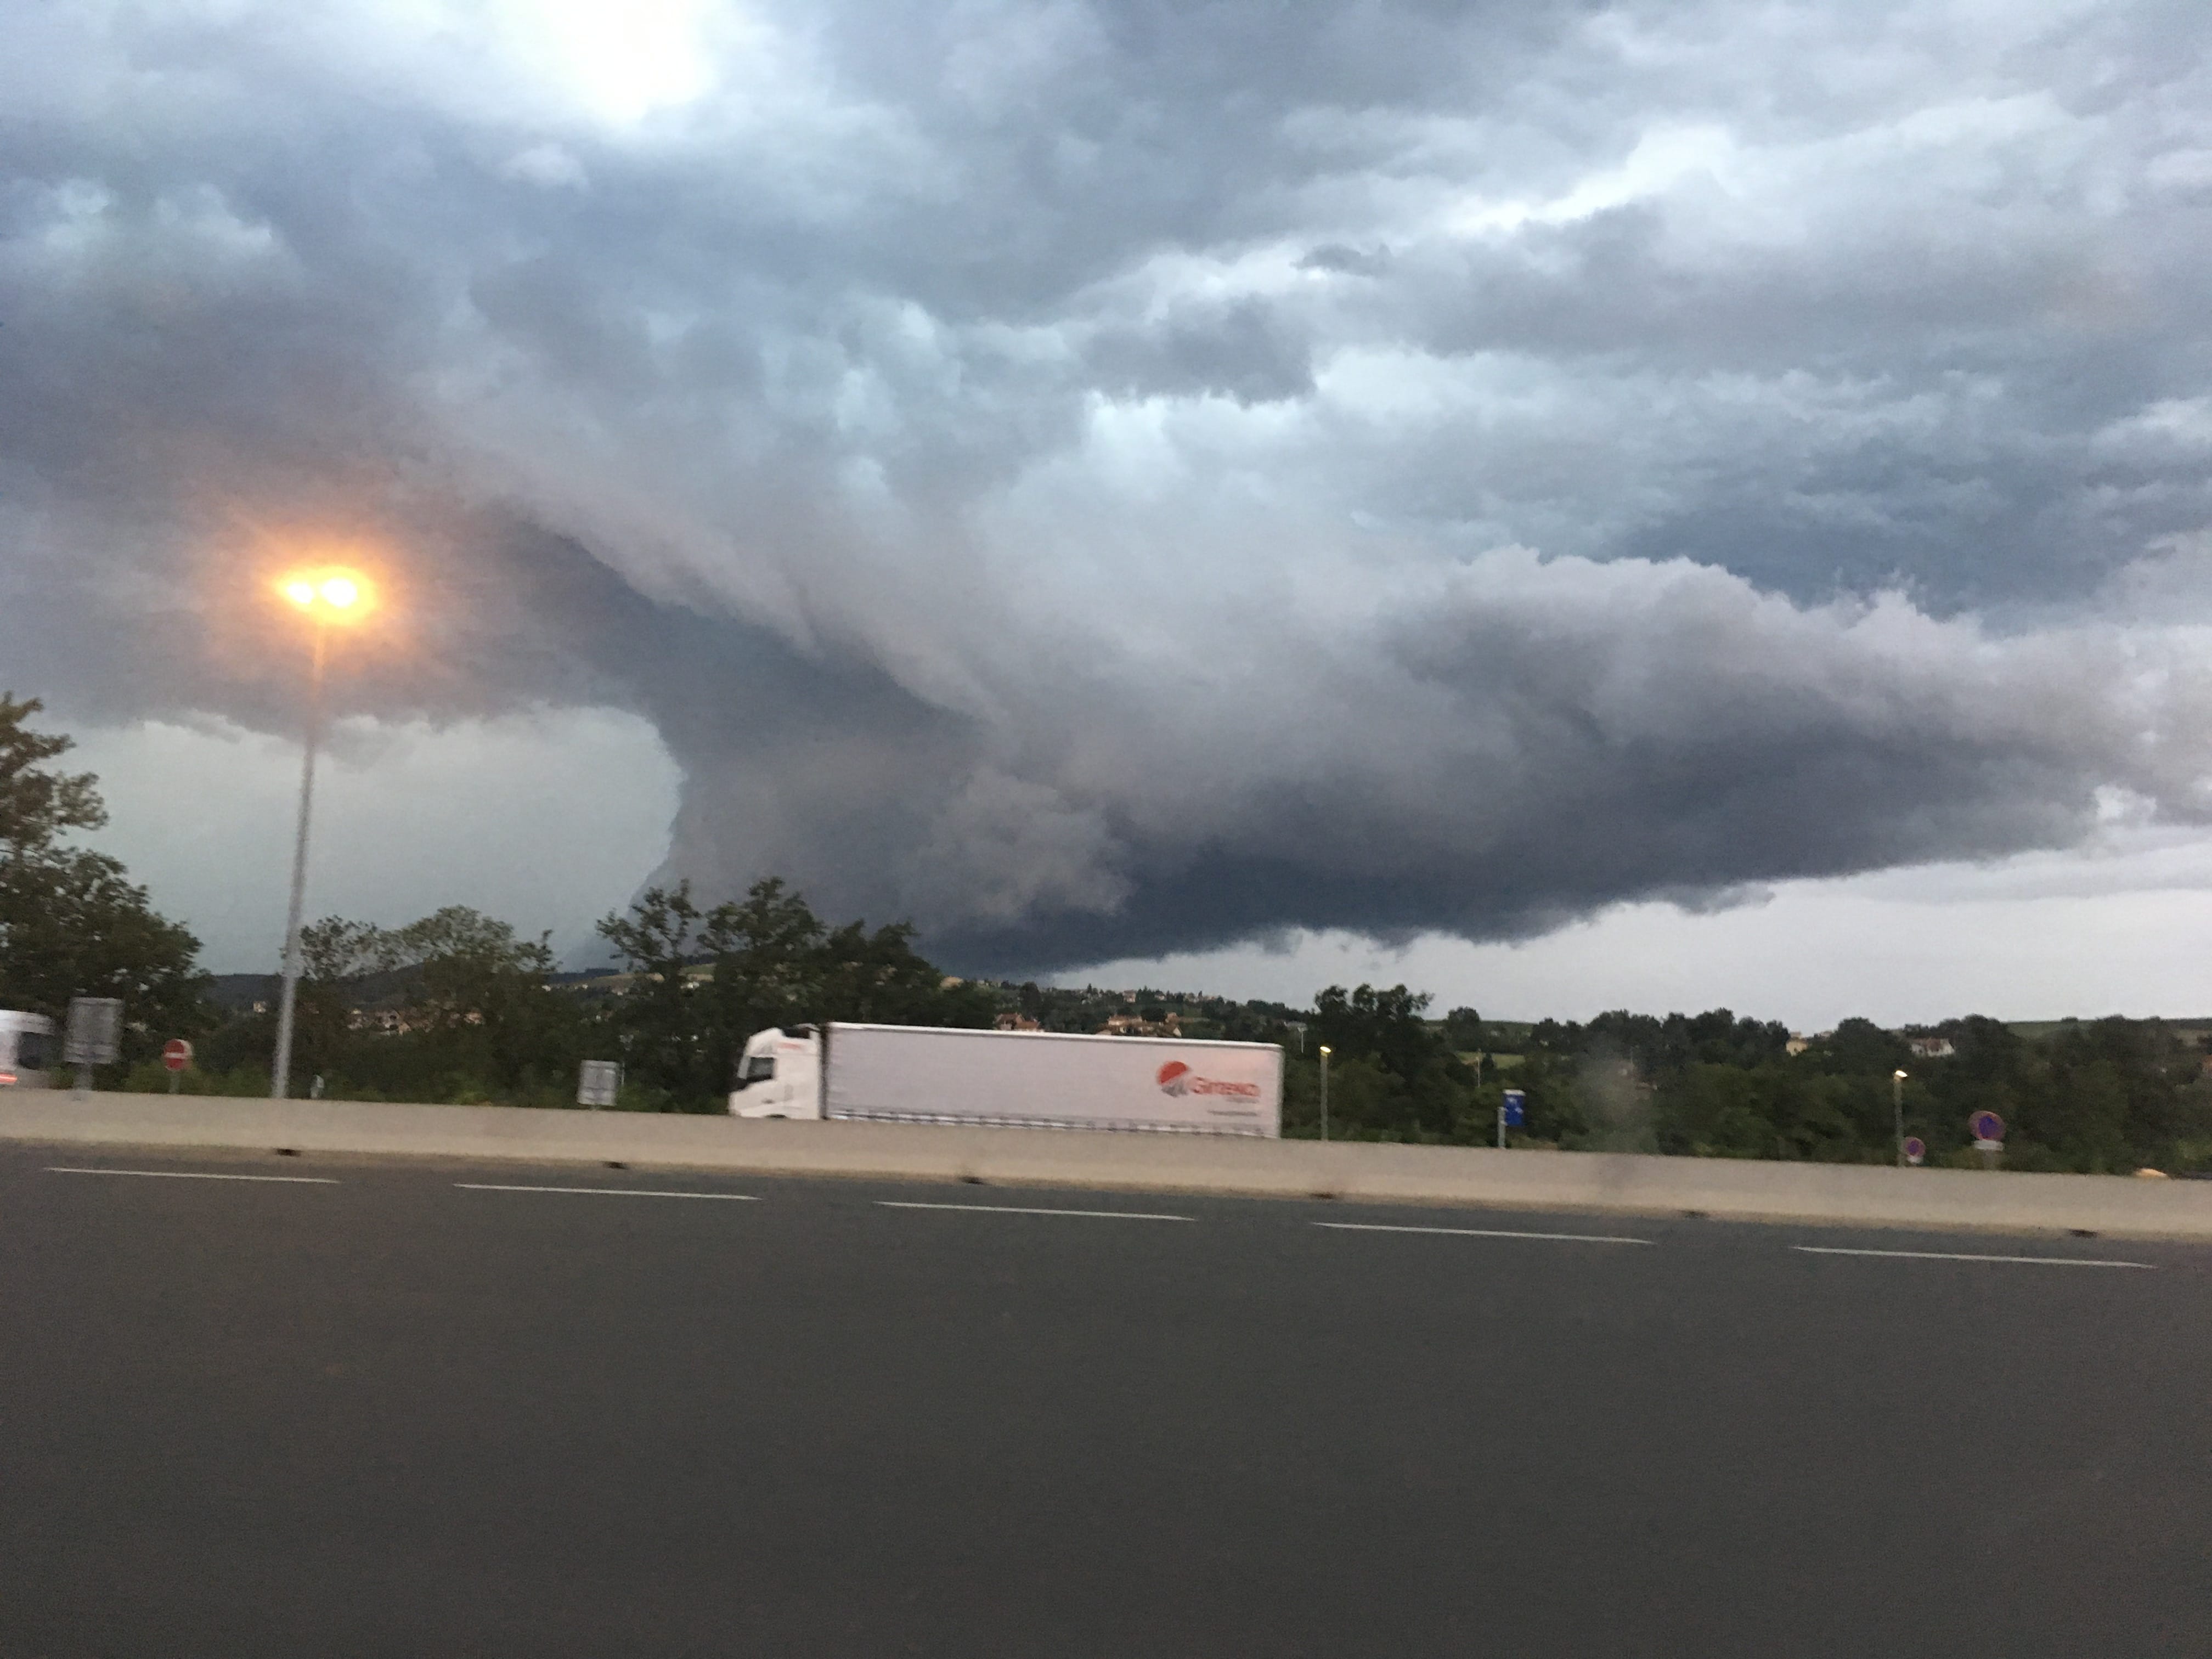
left=5, top=0, right=2210, bottom=1024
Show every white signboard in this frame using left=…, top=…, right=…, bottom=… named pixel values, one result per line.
left=63, top=997, right=123, bottom=1067
left=823, top=1023, right=1281, bottom=1137
left=577, top=1059, right=622, bottom=1109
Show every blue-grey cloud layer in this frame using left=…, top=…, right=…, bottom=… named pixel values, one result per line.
left=3, top=0, right=2209, bottom=968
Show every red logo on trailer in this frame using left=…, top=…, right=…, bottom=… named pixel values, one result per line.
left=1156, top=1059, right=1259, bottom=1100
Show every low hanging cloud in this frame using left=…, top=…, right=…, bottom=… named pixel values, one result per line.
left=648, top=543, right=2212, bottom=968
left=3, top=0, right=2210, bottom=972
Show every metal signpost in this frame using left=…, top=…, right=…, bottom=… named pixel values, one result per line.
left=63, top=997, right=123, bottom=1094
left=1498, top=1088, right=1526, bottom=1148
left=577, top=1059, right=622, bottom=1110
left=1970, top=1110, right=2005, bottom=1170
left=1318, top=1046, right=1331, bottom=1142
left=1902, top=1135, right=1926, bottom=1167
left=162, top=1038, right=193, bottom=1094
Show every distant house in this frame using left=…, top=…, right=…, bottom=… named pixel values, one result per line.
left=1097, top=1012, right=1181, bottom=1037
left=1907, top=1036, right=1956, bottom=1059
left=1786, top=1033, right=1812, bottom=1057
left=994, top=1012, right=1041, bottom=1032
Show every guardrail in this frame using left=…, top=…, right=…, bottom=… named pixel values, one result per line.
left=2, top=1088, right=2207, bottom=1239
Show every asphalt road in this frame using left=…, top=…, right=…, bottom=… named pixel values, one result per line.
left=2, top=1144, right=2207, bottom=1658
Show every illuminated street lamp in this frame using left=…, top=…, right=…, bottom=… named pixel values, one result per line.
left=269, top=568, right=375, bottom=1100
left=1318, top=1045, right=1332, bottom=1142
left=1892, top=1069, right=1908, bottom=1167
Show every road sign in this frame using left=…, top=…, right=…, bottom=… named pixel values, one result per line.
left=63, top=997, right=123, bottom=1068
left=1902, top=1136, right=1926, bottom=1166
left=577, top=1059, right=622, bottom=1109
left=162, top=1039, right=194, bottom=1073
left=1501, top=1089, right=1526, bottom=1128
left=1970, top=1110, right=2005, bottom=1149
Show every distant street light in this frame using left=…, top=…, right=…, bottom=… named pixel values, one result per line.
left=269, top=568, right=375, bottom=1101
left=1318, top=1045, right=1331, bottom=1142
left=1893, top=1069, right=1909, bottom=1167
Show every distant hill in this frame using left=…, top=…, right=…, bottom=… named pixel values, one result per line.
left=205, top=973, right=278, bottom=1011
left=2007, top=1018, right=2212, bottom=1042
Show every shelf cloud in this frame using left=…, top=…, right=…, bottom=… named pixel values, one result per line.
left=4, top=0, right=2209, bottom=970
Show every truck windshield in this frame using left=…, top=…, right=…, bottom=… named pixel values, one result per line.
left=738, top=1054, right=775, bottom=1085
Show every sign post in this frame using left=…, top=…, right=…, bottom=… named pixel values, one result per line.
left=577, top=1059, right=622, bottom=1110
left=63, top=996, right=123, bottom=1096
left=162, top=1038, right=193, bottom=1094
left=1499, top=1088, right=1526, bottom=1147
left=1969, top=1110, right=2005, bottom=1170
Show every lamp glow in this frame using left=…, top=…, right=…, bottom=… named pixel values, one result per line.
left=276, top=566, right=376, bottom=624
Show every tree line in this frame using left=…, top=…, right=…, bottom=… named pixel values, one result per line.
left=1275, top=999, right=2212, bottom=1175
left=5, top=694, right=2208, bottom=1170
left=121, top=883, right=1002, bottom=1112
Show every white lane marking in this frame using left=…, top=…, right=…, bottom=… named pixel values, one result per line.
left=1317, top=1222, right=1653, bottom=1245
left=47, top=1166, right=338, bottom=1184
left=1793, top=1245, right=2154, bottom=1269
left=878, top=1201, right=1192, bottom=1222
left=454, top=1183, right=758, bottom=1200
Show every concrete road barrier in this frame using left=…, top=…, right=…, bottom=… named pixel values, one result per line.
left=3, top=1087, right=2209, bottom=1239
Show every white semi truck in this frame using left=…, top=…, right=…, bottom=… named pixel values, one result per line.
left=730, top=1022, right=1282, bottom=1137
left=0, top=1011, right=55, bottom=1089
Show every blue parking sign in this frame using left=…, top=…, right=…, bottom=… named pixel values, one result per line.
left=1502, top=1089, right=1526, bottom=1128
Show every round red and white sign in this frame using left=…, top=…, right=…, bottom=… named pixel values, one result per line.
left=162, top=1039, right=194, bottom=1073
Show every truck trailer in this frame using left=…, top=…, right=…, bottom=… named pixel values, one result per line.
left=729, top=1022, right=1282, bottom=1137
left=0, top=1011, right=55, bottom=1089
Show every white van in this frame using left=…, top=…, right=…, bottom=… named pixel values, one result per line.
left=0, top=1011, right=56, bottom=1089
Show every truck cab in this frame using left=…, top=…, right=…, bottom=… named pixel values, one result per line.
left=728, top=1026, right=823, bottom=1119
left=0, top=1011, right=56, bottom=1089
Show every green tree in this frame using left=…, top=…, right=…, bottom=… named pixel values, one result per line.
left=596, top=877, right=996, bottom=1111
left=380, top=908, right=576, bottom=1100
left=1442, top=1006, right=1487, bottom=1054
left=0, top=695, right=208, bottom=1051
left=1303, top=984, right=1477, bottom=1141
left=596, top=882, right=714, bottom=1104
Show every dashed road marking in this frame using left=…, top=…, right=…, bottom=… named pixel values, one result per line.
left=1317, top=1221, right=1653, bottom=1245
left=878, top=1200, right=1192, bottom=1222
left=47, top=1166, right=339, bottom=1184
left=454, top=1183, right=759, bottom=1200
left=1793, top=1245, right=2153, bottom=1269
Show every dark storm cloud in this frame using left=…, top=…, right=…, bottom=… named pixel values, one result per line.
left=3, top=0, right=2209, bottom=970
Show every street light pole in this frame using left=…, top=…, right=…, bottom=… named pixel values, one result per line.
left=267, top=567, right=372, bottom=1102
left=270, top=623, right=328, bottom=1102
left=1318, top=1045, right=1331, bottom=1142
left=1892, top=1068, right=1908, bottom=1167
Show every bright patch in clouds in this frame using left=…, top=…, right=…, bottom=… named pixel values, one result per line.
left=484, top=0, right=726, bottom=124
left=68, top=710, right=681, bottom=968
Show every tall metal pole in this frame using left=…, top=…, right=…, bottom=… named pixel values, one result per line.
left=1892, top=1069, right=1907, bottom=1167
left=271, top=625, right=328, bottom=1101
left=1319, top=1046, right=1330, bottom=1142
